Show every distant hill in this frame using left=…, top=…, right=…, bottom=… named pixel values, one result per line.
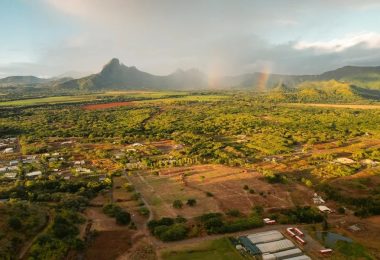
left=266, top=80, right=380, bottom=102
left=3, top=59, right=380, bottom=94
left=0, top=76, right=49, bottom=87
left=56, top=58, right=208, bottom=91
left=224, top=65, right=380, bottom=91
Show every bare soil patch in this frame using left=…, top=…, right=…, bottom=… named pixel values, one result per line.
left=84, top=230, right=134, bottom=260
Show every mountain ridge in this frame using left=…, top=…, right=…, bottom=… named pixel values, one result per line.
left=3, top=58, right=380, bottom=92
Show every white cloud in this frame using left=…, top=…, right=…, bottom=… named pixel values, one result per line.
left=294, top=32, right=380, bottom=52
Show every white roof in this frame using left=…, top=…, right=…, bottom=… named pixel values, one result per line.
left=318, top=205, right=332, bottom=212
left=26, top=171, right=42, bottom=177
left=274, top=248, right=302, bottom=259
left=283, top=255, right=311, bottom=260
left=256, top=239, right=295, bottom=254
left=334, top=157, right=355, bottom=164
left=262, top=254, right=276, bottom=260
left=247, top=230, right=284, bottom=244
left=4, top=172, right=17, bottom=178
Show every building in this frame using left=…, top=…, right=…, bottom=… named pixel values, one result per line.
left=3, top=172, right=17, bottom=179
left=313, top=193, right=325, bottom=204
left=318, top=205, right=332, bottom=214
left=3, top=148, right=14, bottom=153
left=262, top=248, right=303, bottom=260
left=26, top=171, right=42, bottom=178
left=238, top=237, right=261, bottom=255
left=285, top=255, right=311, bottom=260
left=74, top=160, right=86, bottom=165
left=247, top=230, right=284, bottom=244
left=334, top=157, right=355, bottom=165
left=9, top=160, right=19, bottom=166
left=256, top=239, right=295, bottom=254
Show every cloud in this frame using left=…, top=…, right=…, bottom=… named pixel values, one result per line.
left=294, top=32, right=380, bottom=53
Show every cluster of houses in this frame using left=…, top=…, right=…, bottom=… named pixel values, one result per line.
left=0, top=138, right=17, bottom=154
left=333, top=157, right=379, bottom=166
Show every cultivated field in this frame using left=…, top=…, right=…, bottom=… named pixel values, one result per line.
left=129, top=164, right=312, bottom=218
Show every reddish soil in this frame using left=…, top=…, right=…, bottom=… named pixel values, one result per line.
left=83, top=101, right=135, bottom=110
left=84, top=230, right=134, bottom=260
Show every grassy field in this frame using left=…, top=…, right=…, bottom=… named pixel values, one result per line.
left=160, top=238, right=246, bottom=260
left=283, top=103, right=380, bottom=110
left=0, top=95, right=99, bottom=106
left=0, top=91, right=223, bottom=107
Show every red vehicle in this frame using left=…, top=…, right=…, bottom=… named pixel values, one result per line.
left=319, top=249, right=333, bottom=256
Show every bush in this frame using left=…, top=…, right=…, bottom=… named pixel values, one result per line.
left=205, top=192, right=213, bottom=197
left=8, top=217, right=22, bottom=230
left=139, top=207, right=150, bottom=217
left=186, top=199, right=197, bottom=207
left=115, top=211, right=131, bottom=225
left=226, top=209, right=242, bottom=217
left=155, top=224, right=188, bottom=241
left=173, top=200, right=183, bottom=209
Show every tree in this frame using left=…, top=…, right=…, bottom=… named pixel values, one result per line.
left=173, top=200, right=183, bottom=209
left=186, top=199, right=197, bottom=207
left=115, top=211, right=131, bottom=225
left=8, top=217, right=22, bottom=230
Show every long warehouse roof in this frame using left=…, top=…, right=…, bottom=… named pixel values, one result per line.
left=256, top=239, right=295, bottom=254
left=247, top=230, right=284, bottom=244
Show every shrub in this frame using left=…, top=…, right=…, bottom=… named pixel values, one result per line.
left=139, top=207, right=150, bottom=217
left=115, top=211, right=131, bottom=225
left=186, top=199, right=197, bottom=207
left=8, top=217, right=22, bottom=230
left=226, top=209, right=242, bottom=217
left=173, top=200, right=183, bottom=209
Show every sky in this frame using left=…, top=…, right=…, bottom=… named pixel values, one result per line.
left=1, top=0, right=380, bottom=78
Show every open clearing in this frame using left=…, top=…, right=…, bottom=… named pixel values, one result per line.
left=84, top=230, right=134, bottom=260
left=283, top=103, right=380, bottom=110
left=160, top=237, right=245, bottom=260
left=129, top=164, right=311, bottom=218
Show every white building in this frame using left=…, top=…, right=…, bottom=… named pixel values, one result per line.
left=3, top=148, right=14, bottom=153
left=26, top=171, right=42, bottom=178
left=318, top=205, right=332, bottom=214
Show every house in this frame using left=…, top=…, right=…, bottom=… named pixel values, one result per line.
left=3, top=148, right=14, bottom=153
left=98, top=174, right=106, bottom=181
left=9, top=160, right=19, bottom=166
left=26, top=171, right=42, bottom=178
left=0, top=167, right=7, bottom=173
left=313, top=193, right=325, bottom=204
left=3, top=172, right=17, bottom=179
left=361, top=159, right=379, bottom=166
left=318, top=205, right=332, bottom=214
left=8, top=166, right=19, bottom=171
left=74, top=160, right=86, bottom=165
left=131, top=142, right=143, bottom=147
left=76, top=167, right=91, bottom=173
left=334, top=157, right=355, bottom=165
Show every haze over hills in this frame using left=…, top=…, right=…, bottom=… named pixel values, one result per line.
left=3, top=58, right=380, bottom=96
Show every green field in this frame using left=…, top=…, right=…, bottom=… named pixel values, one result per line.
left=0, top=95, right=99, bottom=106
left=0, top=91, right=193, bottom=107
left=161, top=238, right=246, bottom=260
